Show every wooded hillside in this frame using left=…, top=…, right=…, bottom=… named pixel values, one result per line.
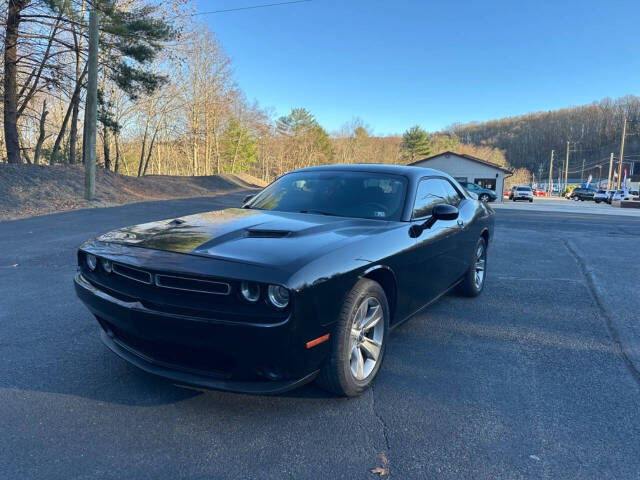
left=450, top=96, right=640, bottom=180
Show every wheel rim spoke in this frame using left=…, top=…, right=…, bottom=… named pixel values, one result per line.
left=361, top=305, right=382, bottom=331
left=360, top=336, right=380, bottom=361
left=354, top=301, right=368, bottom=328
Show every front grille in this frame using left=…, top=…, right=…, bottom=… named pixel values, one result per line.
left=79, top=252, right=289, bottom=324
left=113, top=263, right=152, bottom=284
left=155, top=274, right=230, bottom=295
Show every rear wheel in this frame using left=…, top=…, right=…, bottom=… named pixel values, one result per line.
left=317, top=278, right=389, bottom=397
left=457, top=237, right=487, bottom=297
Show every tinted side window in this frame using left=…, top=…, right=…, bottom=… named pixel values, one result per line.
left=413, top=178, right=461, bottom=218
left=440, top=180, right=463, bottom=206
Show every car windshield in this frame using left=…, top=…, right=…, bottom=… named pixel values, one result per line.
left=517, top=186, right=531, bottom=191
left=247, top=171, right=408, bottom=220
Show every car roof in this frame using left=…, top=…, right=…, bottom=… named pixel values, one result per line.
left=290, top=163, right=445, bottom=180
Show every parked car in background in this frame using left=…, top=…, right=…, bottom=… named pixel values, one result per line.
left=594, top=189, right=610, bottom=203
left=458, top=181, right=497, bottom=202
left=612, top=189, right=638, bottom=202
left=533, top=188, right=547, bottom=197
left=569, top=188, right=595, bottom=201
left=509, top=185, right=534, bottom=202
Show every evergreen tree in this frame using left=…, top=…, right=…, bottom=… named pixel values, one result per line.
left=221, top=119, right=258, bottom=174
left=402, top=125, right=431, bottom=162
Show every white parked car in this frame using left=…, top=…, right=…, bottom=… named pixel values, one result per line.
left=611, top=189, right=638, bottom=202
left=509, top=185, right=534, bottom=202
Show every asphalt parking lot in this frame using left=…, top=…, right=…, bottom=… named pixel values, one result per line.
left=1, top=193, right=639, bottom=479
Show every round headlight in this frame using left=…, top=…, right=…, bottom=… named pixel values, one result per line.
left=86, top=253, right=97, bottom=271
left=267, top=285, right=290, bottom=309
left=240, top=281, right=260, bottom=302
left=101, top=259, right=112, bottom=273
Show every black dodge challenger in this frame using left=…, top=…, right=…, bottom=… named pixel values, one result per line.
left=75, top=164, right=494, bottom=396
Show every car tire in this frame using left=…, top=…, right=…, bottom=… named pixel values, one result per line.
left=529, top=198, right=533, bottom=203
left=479, top=194, right=489, bottom=202
left=456, top=237, right=487, bottom=297
left=512, top=197, right=516, bottom=202
left=317, top=278, right=389, bottom=397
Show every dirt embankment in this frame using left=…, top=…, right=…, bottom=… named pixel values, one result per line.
left=0, top=164, right=266, bottom=221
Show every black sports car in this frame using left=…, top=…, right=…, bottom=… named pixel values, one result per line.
left=75, top=164, right=494, bottom=396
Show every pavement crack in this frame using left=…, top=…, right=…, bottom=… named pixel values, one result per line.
left=563, top=238, right=640, bottom=387
left=369, top=381, right=391, bottom=476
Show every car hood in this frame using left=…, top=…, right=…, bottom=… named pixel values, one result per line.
left=95, top=208, right=396, bottom=268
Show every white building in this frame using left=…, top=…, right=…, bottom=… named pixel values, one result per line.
left=409, top=151, right=512, bottom=202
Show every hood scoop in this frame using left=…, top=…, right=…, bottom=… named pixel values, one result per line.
left=246, top=229, right=291, bottom=239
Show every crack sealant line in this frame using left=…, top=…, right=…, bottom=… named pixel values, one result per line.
left=369, top=382, right=391, bottom=476
left=563, top=238, right=640, bottom=387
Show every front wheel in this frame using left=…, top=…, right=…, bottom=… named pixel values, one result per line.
left=457, top=237, right=487, bottom=297
left=317, top=278, right=389, bottom=397
left=479, top=194, right=490, bottom=202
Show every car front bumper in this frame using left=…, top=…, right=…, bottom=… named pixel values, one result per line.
left=74, top=273, right=322, bottom=394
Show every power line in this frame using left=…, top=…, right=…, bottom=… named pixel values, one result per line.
left=191, top=0, right=312, bottom=16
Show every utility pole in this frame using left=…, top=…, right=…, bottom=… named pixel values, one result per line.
left=564, top=141, right=570, bottom=191
left=581, top=159, right=585, bottom=184
left=597, top=165, right=602, bottom=187
left=607, top=152, right=614, bottom=189
left=83, top=5, right=99, bottom=201
left=616, top=117, right=627, bottom=189
left=548, top=150, right=554, bottom=195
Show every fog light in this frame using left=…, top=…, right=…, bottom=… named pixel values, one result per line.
left=86, top=253, right=97, bottom=271
left=240, top=281, right=260, bottom=302
left=267, top=285, right=289, bottom=309
left=101, top=259, right=112, bottom=273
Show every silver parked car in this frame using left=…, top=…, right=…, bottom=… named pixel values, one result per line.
left=594, top=189, right=613, bottom=203
left=509, top=185, right=534, bottom=202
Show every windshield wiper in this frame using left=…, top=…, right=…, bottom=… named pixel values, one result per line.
left=298, top=209, right=339, bottom=216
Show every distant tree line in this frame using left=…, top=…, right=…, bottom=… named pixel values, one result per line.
left=448, top=96, right=640, bottom=182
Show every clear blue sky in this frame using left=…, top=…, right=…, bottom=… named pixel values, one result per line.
left=198, top=0, right=640, bottom=135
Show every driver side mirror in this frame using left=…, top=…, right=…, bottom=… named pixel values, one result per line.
left=409, top=204, right=459, bottom=238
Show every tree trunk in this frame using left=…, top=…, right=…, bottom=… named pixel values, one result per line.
left=69, top=100, right=80, bottom=164
left=3, top=0, right=28, bottom=164
left=114, top=133, right=121, bottom=173
left=142, top=126, right=158, bottom=176
left=51, top=64, right=88, bottom=164
left=33, top=100, right=48, bottom=165
left=137, top=122, right=149, bottom=177
left=103, top=123, right=111, bottom=171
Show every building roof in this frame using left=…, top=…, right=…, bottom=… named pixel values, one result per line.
left=409, top=151, right=513, bottom=174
